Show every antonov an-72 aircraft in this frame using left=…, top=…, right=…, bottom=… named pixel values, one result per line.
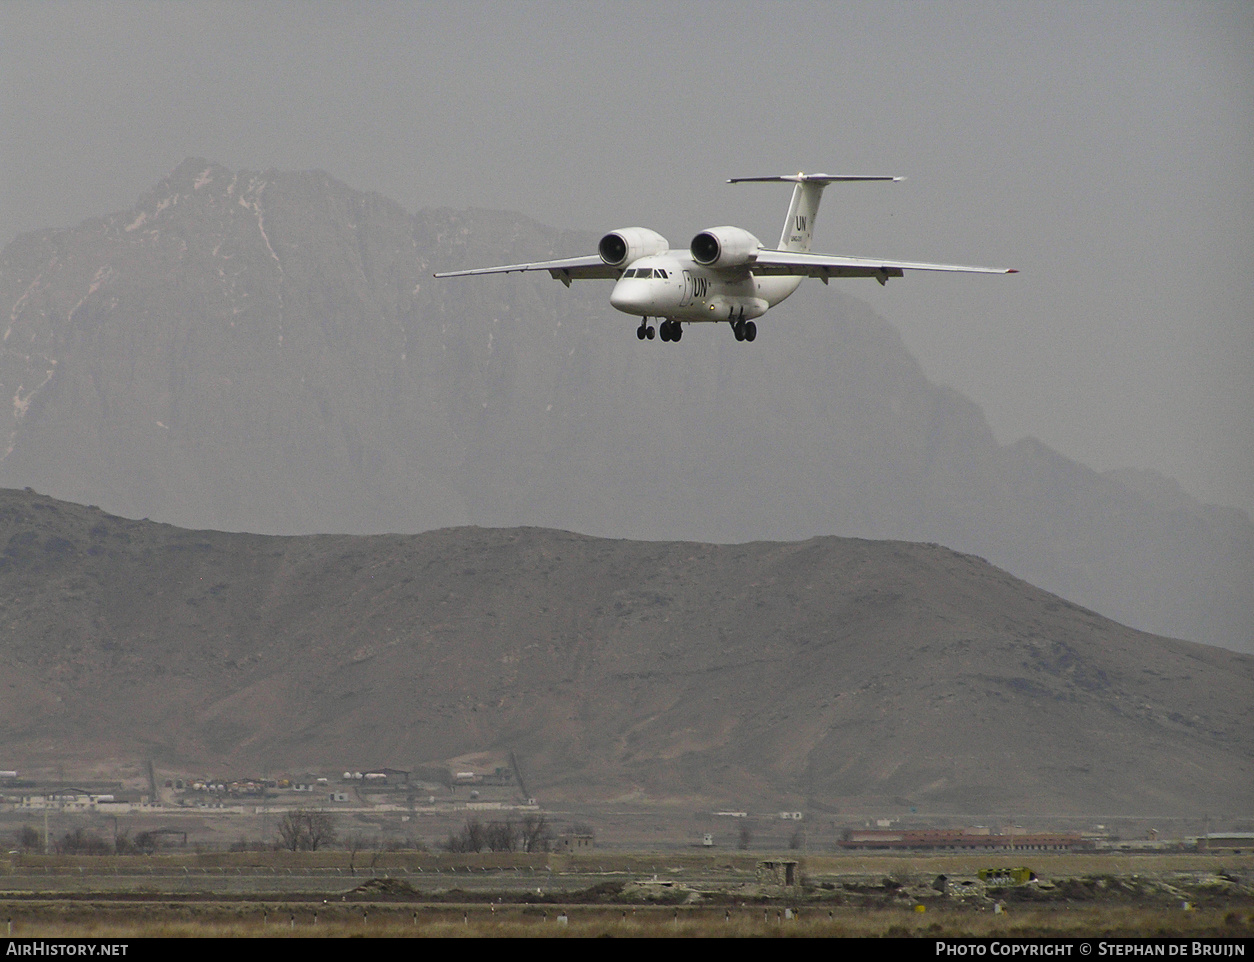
left=434, top=173, right=1016, bottom=342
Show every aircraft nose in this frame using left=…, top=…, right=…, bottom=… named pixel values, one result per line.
left=610, top=280, right=645, bottom=315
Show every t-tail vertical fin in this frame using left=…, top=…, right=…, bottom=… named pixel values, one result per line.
left=779, top=178, right=824, bottom=252
left=728, top=173, right=903, bottom=252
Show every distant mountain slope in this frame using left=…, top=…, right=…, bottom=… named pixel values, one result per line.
left=0, top=489, right=1249, bottom=817
left=0, top=159, right=1250, bottom=652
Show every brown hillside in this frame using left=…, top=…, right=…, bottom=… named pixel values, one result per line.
left=0, top=488, right=1249, bottom=817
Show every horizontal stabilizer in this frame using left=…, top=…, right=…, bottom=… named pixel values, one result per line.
left=729, top=174, right=903, bottom=185
left=730, top=173, right=902, bottom=252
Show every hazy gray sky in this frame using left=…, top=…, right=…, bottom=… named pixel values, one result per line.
left=3, top=0, right=1251, bottom=514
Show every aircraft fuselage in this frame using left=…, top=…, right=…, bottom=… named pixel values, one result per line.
left=607, top=254, right=802, bottom=323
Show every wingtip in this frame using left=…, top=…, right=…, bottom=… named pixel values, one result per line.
left=1007, top=268, right=1019, bottom=274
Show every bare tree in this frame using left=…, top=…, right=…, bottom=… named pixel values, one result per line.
left=14, top=825, right=40, bottom=852
left=485, top=819, right=517, bottom=852
left=57, top=828, right=110, bottom=855
left=277, top=809, right=337, bottom=852
left=278, top=811, right=304, bottom=851
left=445, top=817, right=487, bottom=853
left=304, top=810, right=335, bottom=851
left=456, top=817, right=551, bottom=853
left=466, top=817, right=486, bottom=852
left=520, top=814, right=553, bottom=853
left=346, top=833, right=365, bottom=875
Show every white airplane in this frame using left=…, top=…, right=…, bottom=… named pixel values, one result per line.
left=434, top=174, right=1016, bottom=342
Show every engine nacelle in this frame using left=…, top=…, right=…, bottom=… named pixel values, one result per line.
left=598, top=228, right=669, bottom=268
left=689, top=226, right=762, bottom=268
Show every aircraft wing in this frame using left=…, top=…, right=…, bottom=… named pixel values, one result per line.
left=750, top=249, right=1017, bottom=284
left=434, top=255, right=618, bottom=287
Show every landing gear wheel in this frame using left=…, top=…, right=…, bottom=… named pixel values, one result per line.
left=733, top=319, right=746, bottom=341
left=744, top=321, right=757, bottom=342
left=637, top=324, right=647, bottom=340
left=645, top=325, right=655, bottom=340
left=671, top=323, right=682, bottom=342
left=660, top=321, right=672, bottom=342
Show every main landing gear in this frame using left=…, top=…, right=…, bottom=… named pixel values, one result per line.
left=636, top=318, right=755, bottom=342
left=638, top=319, right=684, bottom=342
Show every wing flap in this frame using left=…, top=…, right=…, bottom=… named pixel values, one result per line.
left=750, top=249, right=1017, bottom=282
left=434, top=255, right=618, bottom=284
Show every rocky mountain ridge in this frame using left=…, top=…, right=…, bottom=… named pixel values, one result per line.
left=0, top=158, right=1250, bottom=652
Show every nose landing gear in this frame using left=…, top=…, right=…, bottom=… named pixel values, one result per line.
left=636, top=319, right=655, bottom=340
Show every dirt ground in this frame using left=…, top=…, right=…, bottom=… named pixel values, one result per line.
left=2, top=850, right=1250, bottom=937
